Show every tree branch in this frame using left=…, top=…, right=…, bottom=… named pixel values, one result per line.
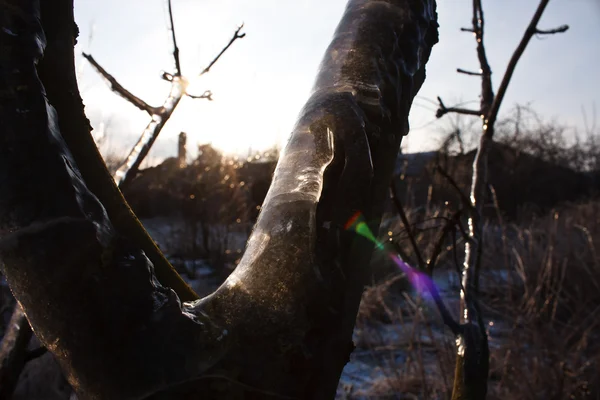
left=389, top=183, right=461, bottom=336
left=535, top=24, right=569, bottom=35
left=82, top=53, right=158, bottom=115
left=166, top=0, right=182, bottom=76
left=389, top=182, right=426, bottom=270
left=472, top=0, right=494, bottom=116
left=113, top=78, right=186, bottom=189
left=187, top=89, right=213, bottom=101
left=436, top=96, right=481, bottom=118
left=199, top=24, right=246, bottom=76
left=486, top=0, right=568, bottom=129
left=456, top=68, right=482, bottom=76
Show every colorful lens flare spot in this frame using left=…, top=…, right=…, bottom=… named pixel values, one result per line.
left=389, top=254, right=430, bottom=295
left=345, top=212, right=435, bottom=297
left=344, top=212, right=384, bottom=251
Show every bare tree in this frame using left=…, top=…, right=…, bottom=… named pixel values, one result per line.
left=434, top=1, right=568, bottom=398
left=83, top=0, right=245, bottom=189
left=0, top=0, right=438, bottom=399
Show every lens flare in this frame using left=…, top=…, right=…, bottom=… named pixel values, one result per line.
left=344, top=212, right=384, bottom=251
left=345, top=212, right=435, bottom=297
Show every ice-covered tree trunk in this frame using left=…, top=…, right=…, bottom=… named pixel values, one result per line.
left=0, top=0, right=438, bottom=399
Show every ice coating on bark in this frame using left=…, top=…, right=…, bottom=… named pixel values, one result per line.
left=1, top=0, right=439, bottom=397
left=0, top=5, right=226, bottom=398
left=113, top=77, right=187, bottom=186
left=220, top=0, right=438, bottom=312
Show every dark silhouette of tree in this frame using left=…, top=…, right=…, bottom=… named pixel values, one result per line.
left=0, top=0, right=438, bottom=398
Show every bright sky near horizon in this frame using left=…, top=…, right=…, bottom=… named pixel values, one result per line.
left=74, top=0, right=600, bottom=163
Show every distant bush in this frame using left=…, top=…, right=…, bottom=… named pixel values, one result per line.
left=120, top=144, right=277, bottom=274
left=393, top=106, right=600, bottom=221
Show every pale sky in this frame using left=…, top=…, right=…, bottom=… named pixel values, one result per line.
left=73, top=0, right=600, bottom=163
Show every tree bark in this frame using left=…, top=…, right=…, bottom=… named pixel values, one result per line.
left=35, top=0, right=198, bottom=302
left=0, top=0, right=438, bottom=398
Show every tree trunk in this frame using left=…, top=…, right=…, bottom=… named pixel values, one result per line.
left=0, top=0, right=438, bottom=398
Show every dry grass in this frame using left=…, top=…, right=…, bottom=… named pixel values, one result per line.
left=352, top=199, right=600, bottom=400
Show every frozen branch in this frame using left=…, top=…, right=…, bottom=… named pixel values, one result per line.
left=187, top=89, right=213, bottom=101
left=114, top=77, right=187, bottom=189
left=472, top=0, right=494, bottom=116
left=199, top=24, right=246, bottom=76
left=166, top=0, right=182, bottom=76
left=82, top=53, right=158, bottom=115
left=451, top=2, right=568, bottom=398
left=389, top=182, right=426, bottom=270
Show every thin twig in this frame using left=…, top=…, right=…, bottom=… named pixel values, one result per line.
left=187, top=90, right=213, bottom=101
left=436, top=96, right=481, bottom=118
left=389, top=183, right=461, bottom=336
left=456, top=68, right=482, bottom=77
left=535, top=25, right=569, bottom=35
left=435, top=165, right=473, bottom=211
left=199, top=24, right=246, bottom=76
left=166, top=0, right=182, bottom=76
left=427, top=210, right=462, bottom=275
left=82, top=53, right=158, bottom=115
left=389, top=182, right=426, bottom=270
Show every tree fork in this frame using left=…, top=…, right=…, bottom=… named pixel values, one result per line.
left=0, top=0, right=438, bottom=398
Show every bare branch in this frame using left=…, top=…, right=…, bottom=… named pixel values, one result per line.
left=166, top=0, right=182, bottom=76
left=436, top=96, right=481, bottom=118
left=389, top=183, right=461, bottom=336
left=435, top=165, right=474, bottom=212
left=82, top=53, right=158, bottom=115
left=535, top=24, right=569, bottom=35
left=187, top=90, right=213, bottom=101
left=427, top=210, right=463, bottom=275
left=472, top=0, right=494, bottom=115
left=0, top=304, right=33, bottom=399
left=487, top=0, right=567, bottom=129
left=389, top=182, right=426, bottom=270
left=456, top=68, right=482, bottom=76
left=199, top=24, right=246, bottom=76
left=423, top=273, right=462, bottom=336
left=460, top=27, right=475, bottom=33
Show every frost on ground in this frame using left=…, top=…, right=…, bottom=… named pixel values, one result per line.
left=3, top=202, right=599, bottom=399
left=336, top=269, right=515, bottom=399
